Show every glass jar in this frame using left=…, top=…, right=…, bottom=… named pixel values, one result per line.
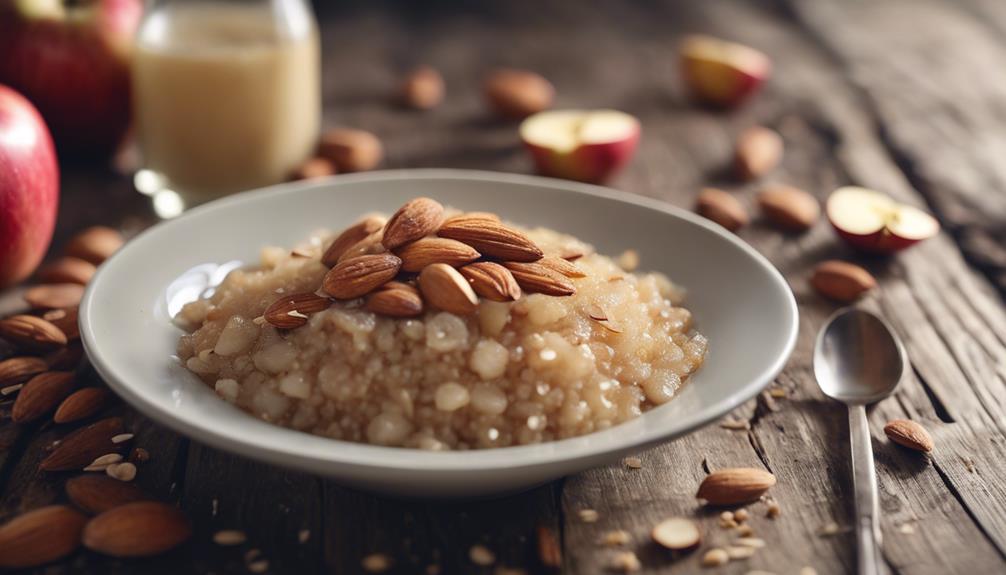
left=133, top=0, right=320, bottom=208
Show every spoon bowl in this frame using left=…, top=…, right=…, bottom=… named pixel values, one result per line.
left=814, top=308, right=906, bottom=404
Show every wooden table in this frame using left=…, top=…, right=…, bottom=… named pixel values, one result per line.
left=3, top=0, right=1006, bottom=573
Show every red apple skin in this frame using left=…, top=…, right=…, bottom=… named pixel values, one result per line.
left=0, top=0, right=142, bottom=161
left=681, top=57, right=767, bottom=108
left=0, top=84, right=60, bottom=288
left=524, top=130, right=640, bottom=184
left=829, top=221, right=926, bottom=254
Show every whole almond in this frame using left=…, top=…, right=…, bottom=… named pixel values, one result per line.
left=46, top=342, right=84, bottom=370
left=418, top=263, right=479, bottom=315
left=757, top=185, right=820, bottom=231
left=83, top=501, right=191, bottom=557
left=365, top=284, right=424, bottom=317
left=67, top=474, right=151, bottom=515
left=396, top=237, right=481, bottom=272
left=438, top=217, right=543, bottom=262
left=40, top=417, right=125, bottom=471
left=54, top=387, right=112, bottom=424
left=538, top=256, right=586, bottom=279
left=0, top=505, right=87, bottom=568
left=810, top=260, right=877, bottom=302
left=382, top=197, right=445, bottom=250
left=696, top=187, right=749, bottom=232
left=322, top=216, right=387, bottom=267
left=696, top=468, right=776, bottom=505
left=483, top=69, right=555, bottom=119
left=42, top=307, right=80, bottom=340
left=502, top=262, right=575, bottom=296
left=12, top=371, right=76, bottom=423
left=319, top=128, right=383, bottom=172
left=64, top=226, right=124, bottom=264
left=0, top=314, right=68, bottom=352
left=460, top=262, right=522, bottom=302
left=289, top=156, right=336, bottom=181
left=323, top=254, right=402, bottom=299
left=401, top=66, right=445, bottom=110
left=884, top=419, right=934, bottom=453
left=263, top=292, right=332, bottom=329
left=735, top=126, right=783, bottom=181
left=337, top=228, right=386, bottom=264
left=35, top=257, right=97, bottom=285
left=0, top=356, right=48, bottom=386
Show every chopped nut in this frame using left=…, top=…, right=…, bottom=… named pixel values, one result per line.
left=105, top=462, right=137, bottom=482
left=617, top=250, right=639, bottom=271
left=719, top=418, right=751, bottom=431
left=578, top=509, right=599, bottom=523
left=769, top=387, right=787, bottom=398
left=719, top=518, right=739, bottom=529
left=469, top=544, right=496, bottom=566
left=734, top=508, right=749, bottom=522
left=213, top=529, right=247, bottom=546
left=1, top=383, right=24, bottom=396
left=898, top=523, right=915, bottom=534
left=623, top=457, right=642, bottom=469
left=737, top=524, right=755, bottom=537
left=766, top=502, right=781, bottom=519
left=726, top=545, right=756, bottom=559
left=719, top=511, right=734, bottom=522
left=818, top=522, right=841, bottom=536
left=111, top=433, right=134, bottom=444
left=362, top=553, right=392, bottom=573
left=248, top=560, right=270, bottom=574
left=599, top=529, right=632, bottom=547
left=609, top=551, right=641, bottom=572
left=735, top=537, right=765, bottom=548
left=130, top=447, right=150, bottom=463
left=701, top=548, right=729, bottom=567
left=84, top=453, right=123, bottom=471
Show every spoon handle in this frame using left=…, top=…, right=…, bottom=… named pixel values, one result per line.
left=849, top=404, right=884, bottom=575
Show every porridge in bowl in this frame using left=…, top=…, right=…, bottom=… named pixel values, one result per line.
left=176, top=198, right=707, bottom=450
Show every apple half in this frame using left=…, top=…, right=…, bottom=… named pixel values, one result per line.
left=827, top=186, right=940, bottom=253
left=519, top=109, right=640, bottom=184
left=679, top=35, right=771, bottom=108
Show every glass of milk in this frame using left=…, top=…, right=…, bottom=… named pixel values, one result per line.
left=133, top=0, right=320, bottom=210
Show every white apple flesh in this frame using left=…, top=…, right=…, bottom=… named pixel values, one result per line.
left=520, top=109, right=640, bottom=184
left=827, top=186, right=940, bottom=254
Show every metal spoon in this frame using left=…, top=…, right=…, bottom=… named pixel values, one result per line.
left=814, top=308, right=907, bottom=575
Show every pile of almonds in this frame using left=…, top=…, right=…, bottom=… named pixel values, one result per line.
left=0, top=226, right=193, bottom=568
left=262, top=197, right=586, bottom=328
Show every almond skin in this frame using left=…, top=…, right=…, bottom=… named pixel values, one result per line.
left=502, top=262, right=576, bottom=296
left=12, top=371, right=76, bottom=423
left=46, top=342, right=84, bottom=370
left=24, top=283, right=85, bottom=310
left=401, top=66, right=445, bottom=110
left=396, top=237, right=481, bottom=272
left=64, top=226, right=124, bottom=264
left=318, top=128, right=383, bottom=172
left=537, top=256, right=587, bottom=279
left=0, top=356, right=48, bottom=386
left=811, top=260, right=876, bottom=302
left=884, top=419, right=934, bottom=453
left=337, top=228, right=386, bottom=264
left=321, top=216, right=387, bottom=267
left=40, top=417, right=125, bottom=471
left=757, top=185, right=820, bottom=231
left=443, top=211, right=501, bottom=226
left=35, top=256, right=97, bottom=285
left=42, top=307, right=80, bottom=340
left=735, top=126, right=783, bottom=181
left=263, top=292, right=332, bottom=329
left=460, top=262, right=522, bottom=302
left=66, top=474, right=151, bottom=515
left=483, top=68, right=555, bottom=119
left=418, top=263, right=479, bottom=315
left=322, top=254, right=402, bottom=300
left=365, top=284, right=424, bottom=317
left=696, top=468, right=776, bottom=505
left=0, top=505, right=88, bottom=568
left=382, top=197, right=445, bottom=250
left=696, top=187, right=749, bottom=232
left=0, top=314, right=68, bottom=352
left=289, top=156, right=337, bottom=181
left=438, top=217, right=543, bottom=262
left=83, top=501, right=191, bottom=557
left=54, top=387, right=112, bottom=424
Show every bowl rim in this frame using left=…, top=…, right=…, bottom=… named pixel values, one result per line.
left=80, top=168, right=798, bottom=472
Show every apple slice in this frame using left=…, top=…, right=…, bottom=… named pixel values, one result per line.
left=520, top=109, right=640, bottom=184
left=679, top=35, right=771, bottom=108
left=827, top=186, right=940, bottom=253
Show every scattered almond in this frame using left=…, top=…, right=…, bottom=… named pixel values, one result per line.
left=484, top=68, right=555, bottom=119
left=40, top=417, right=125, bottom=471
left=537, top=256, right=586, bottom=278
left=289, top=156, right=337, bottom=181
left=401, top=66, right=445, bottom=110
left=623, top=456, right=642, bottom=469
left=264, top=292, right=332, bottom=329
left=697, top=468, right=777, bottom=505
left=418, top=263, right=479, bottom=315
left=609, top=551, right=641, bottom=572
left=599, top=529, right=631, bottom=546
left=884, top=419, right=934, bottom=453
left=396, top=237, right=481, bottom=272
left=321, top=216, right=387, bottom=267
left=810, top=260, right=877, bottom=303
left=696, top=187, right=749, bottom=232
left=83, top=501, right=191, bottom=557
left=734, top=509, right=750, bottom=522
left=0, top=314, right=68, bottom=352
left=66, top=474, right=150, bottom=514
left=735, top=126, right=783, bottom=181
left=701, top=548, right=729, bottom=567
left=12, top=371, right=76, bottom=423
left=578, top=509, right=599, bottom=523
left=64, top=226, right=124, bottom=264
left=459, top=262, right=522, bottom=302
left=45, top=341, right=84, bottom=370
left=365, top=284, right=424, bottom=317
left=651, top=517, right=702, bottom=551
left=382, top=197, right=445, bottom=250
left=54, top=387, right=112, bottom=424
left=0, top=505, right=88, bottom=568
left=758, top=185, right=820, bottom=231
left=319, top=128, right=383, bottom=172
left=35, top=256, right=97, bottom=285
left=536, top=525, right=562, bottom=568
left=24, top=283, right=86, bottom=310
left=438, top=215, right=543, bottom=262
left=42, top=307, right=79, bottom=340
left=106, top=462, right=137, bottom=482
left=323, top=254, right=402, bottom=299
left=213, top=529, right=247, bottom=546
left=0, top=356, right=48, bottom=386
left=502, top=262, right=575, bottom=296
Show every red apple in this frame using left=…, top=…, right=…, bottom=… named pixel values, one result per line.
left=0, top=84, right=59, bottom=288
left=0, top=0, right=142, bottom=161
left=519, top=109, right=640, bottom=184
left=679, top=35, right=771, bottom=108
left=827, top=186, right=940, bottom=254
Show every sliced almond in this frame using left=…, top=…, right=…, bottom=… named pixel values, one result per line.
left=318, top=128, right=384, bottom=173
left=536, top=525, right=562, bottom=568
left=24, top=283, right=85, bottom=310
left=537, top=256, right=586, bottom=278
left=502, top=262, right=575, bottom=296
left=0, top=314, right=68, bottom=352
left=106, top=462, right=137, bottom=482
left=40, top=417, right=125, bottom=471
left=321, top=216, right=387, bottom=267
left=459, top=262, right=522, bottom=302
left=483, top=68, right=555, bottom=119
left=696, top=187, right=749, bottom=232
left=697, top=468, right=777, bottom=505
left=401, top=66, right=445, bottom=110
left=12, top=371, right=76, bottom=423
left=42, top=307, right=79, bottom=340
left=438, top=217, right=543, bottom=262
left=263, top=292, right=332, bottom=329
left=396, top=237, right=481, bottom=272
left=758, top=185, right=820, bottom=231
left=365, top=284, right=424, bottom=317
left=322, top=254, right=402, bottom=300
left=64, top=226, right=124, bottom=264
left=66, top=474, right=151, bottom=514
left=382, top=197, right=445, bottom=250
left=735, top=126, right=783, bottom=181
left=0, top=505, right=87, bottom=568
left=54, top=387, right=112, bottom=424
left=0, top=356, right=48, bottom=386
left=35, top=256, right=97, bottom=285
left=651, top=517, right=702, bottom=551
left=418, top=263, right=479, bottom=315
left=83, top=501, right=192, bottom=557
left=810, top=260, right=877, bottom=303
left=884, top=419, right=934, bottom=453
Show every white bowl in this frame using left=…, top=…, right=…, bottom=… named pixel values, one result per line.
left=80, top=169, right=797, bottom=497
